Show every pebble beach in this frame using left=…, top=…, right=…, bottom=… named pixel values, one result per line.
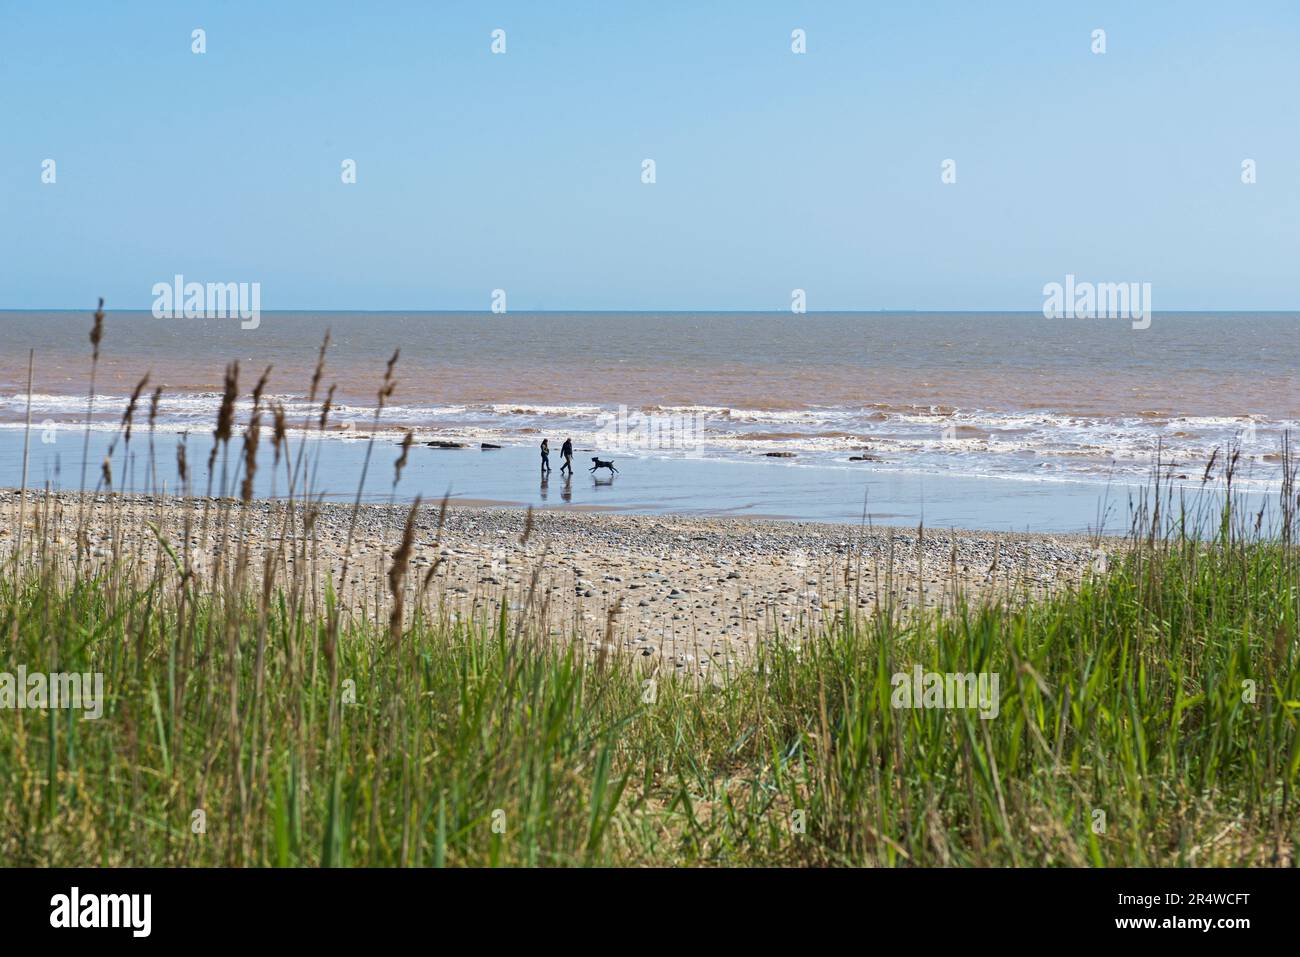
left=5, top=489, right=1117, bottom=679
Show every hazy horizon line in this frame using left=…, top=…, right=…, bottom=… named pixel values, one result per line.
left=5, top=307, right=1300, bottom=316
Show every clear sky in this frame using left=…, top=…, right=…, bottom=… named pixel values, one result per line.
left=2, top=1, right=1297, bottom=311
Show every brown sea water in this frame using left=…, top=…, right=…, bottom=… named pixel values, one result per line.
left=1, top=310, right=1295, bottom=486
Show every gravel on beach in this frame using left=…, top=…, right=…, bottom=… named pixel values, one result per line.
left=5, top=490, right=1120, bottom=680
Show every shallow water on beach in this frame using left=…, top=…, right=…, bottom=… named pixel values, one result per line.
left=0, top=311, right=1295, bottom=506
left=0, top=429, right=1282, bottom=534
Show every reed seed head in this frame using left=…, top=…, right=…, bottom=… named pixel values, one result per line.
left=90, top=298, right=105, bottom=362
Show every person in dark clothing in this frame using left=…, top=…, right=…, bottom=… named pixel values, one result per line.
left=559, top=437, right=574, bottom=475
left=540, top=438, right=551, bottom=474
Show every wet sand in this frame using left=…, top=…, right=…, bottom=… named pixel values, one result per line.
left=0, top=427, right=1207, bottom=531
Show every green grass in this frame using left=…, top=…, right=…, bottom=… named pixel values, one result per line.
left=1, top=494, right=1297, bottom=867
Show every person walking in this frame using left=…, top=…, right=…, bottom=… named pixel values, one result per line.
left=559, top=437, right=574, bottom=475
left=540, top=438, right=552, bottom=474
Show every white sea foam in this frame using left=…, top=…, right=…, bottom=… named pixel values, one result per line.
left=0, top=391, right=1290, bottom=486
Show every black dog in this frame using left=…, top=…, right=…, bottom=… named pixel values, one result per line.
left=589, top=457, right=618, bottom=475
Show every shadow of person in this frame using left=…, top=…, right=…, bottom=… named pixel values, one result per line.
left=561, top=474, right=572, bottom=503
left=539, top=474, right=549, bottom=501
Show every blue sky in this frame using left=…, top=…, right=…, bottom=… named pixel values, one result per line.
left=2, top=1, right=1297, bottom=310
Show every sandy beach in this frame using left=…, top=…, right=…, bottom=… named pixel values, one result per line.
left=4, top=489, right=1113, bottom=677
